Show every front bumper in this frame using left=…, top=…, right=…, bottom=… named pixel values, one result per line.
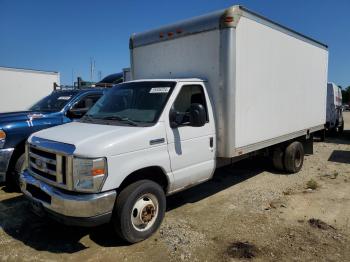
left=0, top=148, right=14, bottom=182
left=20, top=171, right=117, bottom=227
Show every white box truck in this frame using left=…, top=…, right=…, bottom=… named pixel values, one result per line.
left=0, top=66, right=59, bottom=112
left=326, top=82, right=344, bottom=134
left=20, top=5, right=328, bottom=243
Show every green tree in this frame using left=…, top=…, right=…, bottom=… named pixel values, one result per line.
left=342, top=86, right=350, bottom=104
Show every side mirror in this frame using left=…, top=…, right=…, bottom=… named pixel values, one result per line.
left=169, top=108, right=183, bottom=128
left=67, top=108, right=87, bottom=119
left=189, top=103, right=206, bottom=127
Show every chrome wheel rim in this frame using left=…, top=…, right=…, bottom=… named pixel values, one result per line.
left=131, top=193, right=159, bottom=232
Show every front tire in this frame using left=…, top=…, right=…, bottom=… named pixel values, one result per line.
left=112, top=180, right=166, bottom=243
left=6, top=153, right=25, bottom=190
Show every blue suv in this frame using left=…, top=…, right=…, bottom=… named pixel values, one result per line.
left=0, top=88, right=105, bottom=187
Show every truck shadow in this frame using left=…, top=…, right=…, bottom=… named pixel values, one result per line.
left=0, top=195, right=129, bottom=253
left=0, top=156, right=278, bottom=253
left=323, top=130, right=350, bottom=145
left=328, top=150, right=350, bottom=164
left=167, top=156, right=277, bottom=211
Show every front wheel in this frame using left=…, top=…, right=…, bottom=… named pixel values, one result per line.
left=6, top=153, right=25, bottom=190
left=112, top=180, right=166, bottom=243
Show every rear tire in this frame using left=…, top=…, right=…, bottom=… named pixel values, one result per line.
left=112, top=180, right=166, bottom=243
left=338, top=120, right=344, bottom=134
left=319, top=129, right=326, bottom=142
left=284, top=141, right=304, bottom=173
left=272, top=147, right=284, bottom=171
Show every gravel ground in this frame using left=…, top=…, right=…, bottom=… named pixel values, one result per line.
left=0, top=112, right=349, bottom=261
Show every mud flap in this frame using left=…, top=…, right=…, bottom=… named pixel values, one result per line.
left=303, top=136, right=313, bottom=155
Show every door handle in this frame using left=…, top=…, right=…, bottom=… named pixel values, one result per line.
left=209, top=137, right=214, bottom=148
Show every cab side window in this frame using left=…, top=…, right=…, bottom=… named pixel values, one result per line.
left=73, top=94, right=102, bottom=111
left=172, top=85, right=208, bottom=124
left=68, top=94, right=103, bottom=119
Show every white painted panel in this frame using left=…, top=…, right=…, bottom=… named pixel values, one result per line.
left=132, top=30, right=227, bottom=154
left=132, top=30, right=220, bottom=84
left=0, top=67, right=59, bottom=112
left=132, top=31, right=222, bottom=127
left=235, top=17, right=328, bottom=148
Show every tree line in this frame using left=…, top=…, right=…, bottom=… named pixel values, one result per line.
left=341, top=86, right=350, bottom=104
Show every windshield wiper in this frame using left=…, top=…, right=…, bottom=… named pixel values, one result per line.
left=101, top=116, right=138, bottom=126
left=83, top=114, right=94, bottom=122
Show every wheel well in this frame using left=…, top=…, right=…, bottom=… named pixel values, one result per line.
left=7, top=140, right=26, bottom=174
left=118, top=166, right=169, bottom=193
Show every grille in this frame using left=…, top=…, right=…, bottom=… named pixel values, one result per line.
left=28, top=145, right=71, bottom=189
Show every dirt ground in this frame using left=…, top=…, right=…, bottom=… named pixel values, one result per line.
left=1, top=113, right=350, bottom=262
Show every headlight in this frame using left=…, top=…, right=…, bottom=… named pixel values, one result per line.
left=0, top=130, right=6, bottom=149
left=73, top=157, right=107, bottom=192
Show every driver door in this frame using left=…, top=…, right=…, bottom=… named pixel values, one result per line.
left=165, top=84, right=216, bottom=192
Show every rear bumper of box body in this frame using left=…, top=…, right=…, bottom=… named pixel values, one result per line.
left=0, top=148, right=14, bottom=182
left=20, top=171, right=117, bottom=226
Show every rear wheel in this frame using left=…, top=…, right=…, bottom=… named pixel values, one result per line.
left=272, top=147, right=284, bottom=171
left=319, top=129, right=326, bottom=142
left=284, top=141, right=304, bottom=173
left=338, top=120, right=344, bottom=134
left=112, top=180, right=166, bottom=243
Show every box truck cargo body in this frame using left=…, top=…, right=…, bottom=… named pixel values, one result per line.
left=130, top=6, right=328, bottom=158
left=0, top=67, right=59, bottom=112
left=21, top=6, right=328, bottom=243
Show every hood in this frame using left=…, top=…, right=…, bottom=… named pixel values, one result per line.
left=0, top=111, right=51, bottom=125
left=29, top=121, right=166, bottom=157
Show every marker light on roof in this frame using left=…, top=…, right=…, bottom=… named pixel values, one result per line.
left=224, top=16, right=234, bottom=23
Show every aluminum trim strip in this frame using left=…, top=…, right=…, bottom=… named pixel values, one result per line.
left=233, top=125, right=324, bottom=156
left=31, top=136, right=75, bottom=155
left=29, top=152, right=57, bottom=165
left=20, top=171, right=116, bottom=218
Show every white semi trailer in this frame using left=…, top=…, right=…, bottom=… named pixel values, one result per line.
left=0, top=66, right=59, bottom=112
left=21, top=6, right=328, bottom=243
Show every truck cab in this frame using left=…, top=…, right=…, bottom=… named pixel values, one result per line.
left=0, top=88, right=105, bottom=186
left=20, top=79, right=215, bottom=242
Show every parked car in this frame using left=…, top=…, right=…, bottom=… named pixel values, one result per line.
left=0, top=88, right=105, bottom=187
left=20, top=5, right=328, bottom=243
left=326, top=83, right=344, bottom=134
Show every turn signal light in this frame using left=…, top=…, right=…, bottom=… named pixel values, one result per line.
left=0, top=130, right=6, bottom=140
left=92, top=168, right=105, bottom=176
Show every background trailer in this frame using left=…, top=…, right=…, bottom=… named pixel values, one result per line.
left=0, top=66, right=59, bottom=112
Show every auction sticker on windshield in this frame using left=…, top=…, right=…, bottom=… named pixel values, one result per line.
left=149, top=87, right=170, bottom=93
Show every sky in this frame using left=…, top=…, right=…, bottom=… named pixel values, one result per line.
left=1, top=0, right=350, bottom=87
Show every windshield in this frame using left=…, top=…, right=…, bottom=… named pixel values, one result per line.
left=29, top=91, right=78, bottom=112
left=83, top=81, right=176, bottom=126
